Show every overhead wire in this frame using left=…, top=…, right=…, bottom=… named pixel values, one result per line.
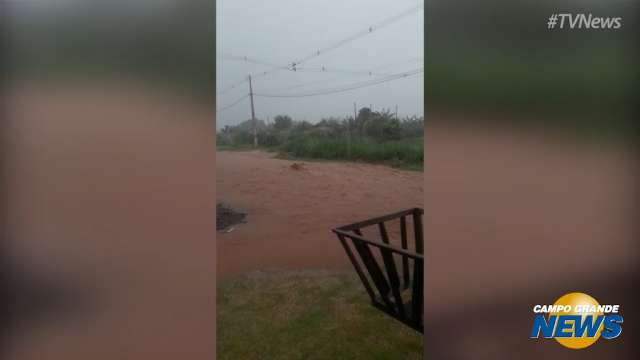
left=289, top=2, right=423, bottom=67
left=217, top=93, right=250, bottom=112
left=221, top=54, right=284, bottom=68
left=218, top=77, right=249, bottom=95
left=221, top=2, right=423, bottom=83
left=218, top=2, right=423, bottom=115
left=262, top=56, right=423, bottom=93
left=254, top=68, right=423, bottom=98
left=292, top=66, right=391, bottom=76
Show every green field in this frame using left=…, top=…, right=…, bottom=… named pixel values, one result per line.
left=217, top=137, right=423, bottom=170
left=278, top=136, right=424, bottom=170
left=217, top=272, right=423, bottom=360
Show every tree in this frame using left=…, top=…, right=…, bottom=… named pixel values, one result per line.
left=273, top=115, right=293, bottom=131
left=363, top=109, right=402, bottom=140
left=355, top=107, right=374, bottom=134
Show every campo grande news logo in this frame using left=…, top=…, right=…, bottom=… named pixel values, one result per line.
left=530, top=292, right=623, bottom=349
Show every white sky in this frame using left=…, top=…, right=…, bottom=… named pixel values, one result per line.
left=216, top=0, right=424, bottom=129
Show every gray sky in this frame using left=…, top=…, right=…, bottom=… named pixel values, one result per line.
left=216, top=0, right=424, bottom=129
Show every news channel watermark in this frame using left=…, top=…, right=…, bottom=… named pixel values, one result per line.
left=530, top=292, right=623, bottom=350
left=547, top=13, right=622, bottom=30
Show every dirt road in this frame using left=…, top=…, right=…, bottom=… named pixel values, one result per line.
left=216, top=152, right=423, bottom=277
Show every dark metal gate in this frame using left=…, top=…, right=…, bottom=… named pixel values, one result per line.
left=332, top=208, right=424, bottom=333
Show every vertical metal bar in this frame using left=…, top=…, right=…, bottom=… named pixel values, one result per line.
left=378, top=222, right=406, bottom=319
left=411, top=257, right=424, bottom=329
left=413, top=209, right=424, bottom=254
left=400, top=216, right=410, bottom=290
left=411, top=209, right=424, bottom=328
left=337, top=234, right=376, bottom=302
left=377, top=222, right=390, bottom=244
left=353, top=229, right=393, bottom=308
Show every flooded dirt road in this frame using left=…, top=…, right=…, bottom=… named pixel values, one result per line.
left=216, top=151, right=424, bottom=277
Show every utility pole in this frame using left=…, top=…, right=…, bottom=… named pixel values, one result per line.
left=248, top=74, right=258, bottom=147
left=395, top=104, right=398, bottom=120
left=348, top=102, right=355, bottom=159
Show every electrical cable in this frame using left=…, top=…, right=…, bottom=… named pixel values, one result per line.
left=217, top=94, right=250, bottom=112
left=254, top=68, right=422, bottom=98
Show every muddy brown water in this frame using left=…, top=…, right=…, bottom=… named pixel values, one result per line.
left=216, top=151, right=424, bottom=277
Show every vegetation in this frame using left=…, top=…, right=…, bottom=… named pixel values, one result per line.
left=217, top=272, right=423, bottom=360
left=217, top=108, right=424, bottom=170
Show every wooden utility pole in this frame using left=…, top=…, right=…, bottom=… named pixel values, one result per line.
left=395, top=105, right=398, bottom=120
left=348, top=102, right=356, bottom=159
left=248, top=75, right=258, bottom=147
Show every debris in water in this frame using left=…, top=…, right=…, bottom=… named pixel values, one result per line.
left=217, top=203, right=246, bottom=231
left=290, top=162, right=305, bottom=171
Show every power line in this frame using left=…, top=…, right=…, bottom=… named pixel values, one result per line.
left=370, top=56, right=423, bottom=71
left=293, top=66, right=391, bottom=77
left=290, top=2, right=423, bottom=67
left=221, top=54, right=285, bottom=69
left=218, top=77, right=249, bottom=95
left=218, top=3, right=423, bottom=121
left=250, top=64, right=291, bottom=80
left=290, top=56, right=422, bottom=77
left=254, top=68, right=423, bottom=98
left=224, top=2, right=423, bottom=84
left=268, top=73, right=365, bottom=93
left=217, top=93, right=250, bottom=112
left=218, top=55, right=288, bottom=94
left=264, top=56, right=423, bottom=93
left=220, top=61, right=289, bottom=91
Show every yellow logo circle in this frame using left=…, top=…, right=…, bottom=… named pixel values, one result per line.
left=551, top=292, right=604, bottom=349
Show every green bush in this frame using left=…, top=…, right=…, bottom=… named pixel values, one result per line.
left=217, top=111, right=424, bottom=169
left=280, top=136, right=423, bottom=169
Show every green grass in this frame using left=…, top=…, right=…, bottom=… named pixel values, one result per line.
left=217, top=271, right=423, bottom=360
left=278, top=137, right=424, bottom=171
left=216, top=143, right=258, bottom=151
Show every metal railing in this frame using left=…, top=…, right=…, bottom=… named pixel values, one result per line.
left=332, top=208, right=424, bottom=333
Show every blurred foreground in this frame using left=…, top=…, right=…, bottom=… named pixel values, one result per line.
left=3, top=84, right=216, bottom=359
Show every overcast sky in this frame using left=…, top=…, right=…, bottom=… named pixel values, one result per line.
left=216, top=0, right=424, bottom=129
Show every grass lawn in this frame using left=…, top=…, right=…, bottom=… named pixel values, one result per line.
left=217, top=271, right=423, bottom=360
